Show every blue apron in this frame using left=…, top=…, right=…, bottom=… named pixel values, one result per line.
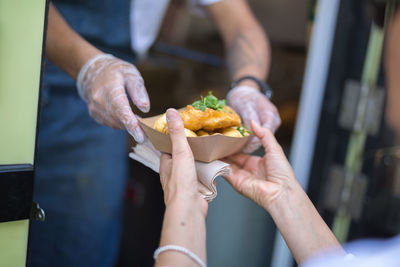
left=29, top=1, right=133, bottom=266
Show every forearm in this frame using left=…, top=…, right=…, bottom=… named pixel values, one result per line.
left=267, top=181, right=343, bottom=265
left=206, top=0, right=270, bottom=88
left=46, top=3, right=102, bottom=79
left=155, top=200, right=206, bottom=267
left=226, top=24, right=270, bottom=83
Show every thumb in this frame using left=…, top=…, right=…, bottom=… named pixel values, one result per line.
left=250, top=120, right=284, bottom=155
left=166, top=109, right=193, bottom=160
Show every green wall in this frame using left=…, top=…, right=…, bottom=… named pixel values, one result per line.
left=0, top=0, right=46, bottom=266
left=0, top=0, right=46, bottom=165
left=0, top=220, right=30, bottom=267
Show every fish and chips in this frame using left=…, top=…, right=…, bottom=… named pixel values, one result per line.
left=153, top=92, right=251, bottom=138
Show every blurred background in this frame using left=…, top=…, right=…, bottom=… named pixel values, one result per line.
left=115, top=0, right=400, bottom=266
left=118, top=0, right=307, bottom=266
left=2, top=0, right=400, bottom=266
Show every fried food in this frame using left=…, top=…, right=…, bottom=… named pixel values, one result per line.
left=153, top=91, right=250, bottom=138
left=153, top=113, right=197, bottom=137
left=218, top=127, right=243, bottom=137
left=184, top=128, right=197, bottom=137
left=180, top=105, right=241, bottom=131
left=153, top=113, right=167, bottom=133
left=196, top=130, right=210, bottom=136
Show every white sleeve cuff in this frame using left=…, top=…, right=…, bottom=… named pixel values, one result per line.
left=343, top=253, right=355, bottom=261
left=196, top=0, right=222, bottom=5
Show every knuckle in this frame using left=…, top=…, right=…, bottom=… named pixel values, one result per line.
left=88, top=104, right=97, bottom=117
left=91, top=90, right=102, bottom=104
left=173, top=147, right=193, bottom=159
left=118, top=110, right=137, bottom=128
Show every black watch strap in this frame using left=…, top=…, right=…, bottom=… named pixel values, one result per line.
left=231, top=76, right=273, bottom=99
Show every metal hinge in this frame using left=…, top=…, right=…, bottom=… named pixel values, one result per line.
left=323, top=165, right=368, bottom=221
left=338, top=80, right=385, bottom=136
left=31, top=202, right=45, bottom=222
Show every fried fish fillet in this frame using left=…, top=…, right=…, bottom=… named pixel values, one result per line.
left=180, top=105, right=241, bottom=131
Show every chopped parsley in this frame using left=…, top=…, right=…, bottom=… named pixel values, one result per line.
left=191, top=91, right=227, bottom=111
left=236, top=126, right=252, bottom=136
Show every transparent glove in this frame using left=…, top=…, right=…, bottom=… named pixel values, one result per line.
left=77, top=54, right=150, bottom=143
left=227, top=85, right=281, bottom=153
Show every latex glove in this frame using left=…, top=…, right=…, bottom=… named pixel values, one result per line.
left=227, top=85, right=281, bottom=153
left=77, top=54, right=150, bottom=143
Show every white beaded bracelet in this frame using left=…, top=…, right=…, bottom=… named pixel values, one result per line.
left=76, top=53, right=115, bottom=101
left=153, top=245, right=207, bottom=267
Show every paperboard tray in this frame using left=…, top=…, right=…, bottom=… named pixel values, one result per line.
left=139, top=113, right=251, bottom=162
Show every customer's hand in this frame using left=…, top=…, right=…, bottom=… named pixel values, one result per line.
left=223, top=120, right=295, bottom=212
left=159, top=109, right=208, bottom=217
left=77, top=54, right=150, bottom=143
left=227, top=86, right=281, bottom=153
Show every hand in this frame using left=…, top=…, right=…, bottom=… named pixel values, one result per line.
left=225, top=121, right=343, bottom=265
left=227, top=85, right=281, bottom=153
left=223, top=120, right=295, bottom=211
left=159, top=109, right=208, bottom=217
left=77, top=54, right=150, bottom=143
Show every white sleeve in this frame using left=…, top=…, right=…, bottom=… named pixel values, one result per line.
left=301, top=236, right=400, bottom=267
left=195, top=0, right=222, bottom=6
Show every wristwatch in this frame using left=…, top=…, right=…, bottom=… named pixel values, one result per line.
left=230, top=76, right=273, bottom=99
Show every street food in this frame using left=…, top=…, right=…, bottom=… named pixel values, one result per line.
left=153, top=91, right=251, bottom=137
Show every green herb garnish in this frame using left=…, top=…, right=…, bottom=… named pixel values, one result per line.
left=191, top=91, right=227, bottom=111
left=236, top=126, right=252, bottom=136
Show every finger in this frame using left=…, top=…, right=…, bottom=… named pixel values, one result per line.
left=88, top=103, right=123, bottom=129
left=256, top=97, right=281, bottom=133
left=250, top=120, right=283, bottom=154
left=166, top=108, right=193, bottom=161
left=108, top=84, right=145, bottom=143
left=160, top=153, right=172, bottom=173
left=222, top=164, right=246, bottom=195
left=159, top=153, right=172, bottom=188
left=226, top=153, right=250, bottom=168
left=260, top=113, right=281, bottom=133
left=222, top=163, right=239, bottom=184
left=240, top=104, right=260, bottom=129
left=124, top=70, right=150, bottom=113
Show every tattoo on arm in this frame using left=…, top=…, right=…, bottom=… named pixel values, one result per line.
left=227, top=32, right=266, bottom=79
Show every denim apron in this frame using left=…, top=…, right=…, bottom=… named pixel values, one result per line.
left=29, top=1, right=133, bottom=266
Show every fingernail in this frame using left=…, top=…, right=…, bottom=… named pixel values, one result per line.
left=138, top=103, right=150, bottom=113
left=166, top=108, right=179, bottom=122
left=250, top=120, right=261, bottom=129
left=128, top=127, right=145, bottom=143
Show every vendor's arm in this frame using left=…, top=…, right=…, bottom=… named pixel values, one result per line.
left=385, top=8, right=400, bottom=132
left=205, top=0, right=269, bottom=83
left=155, top=109, right=208, bottom=267
left=46, top=3, right=101, bottom=79
left=224, top=121, right=344, bottom=265
left=46, top=3, right=149, bottom=142
left=206, top=0, right=281, bottom=153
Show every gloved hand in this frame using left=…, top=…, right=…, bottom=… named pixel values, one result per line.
left=227, top=85, right=281, bottom=153
left=77, top=54, right=150, bottom=143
